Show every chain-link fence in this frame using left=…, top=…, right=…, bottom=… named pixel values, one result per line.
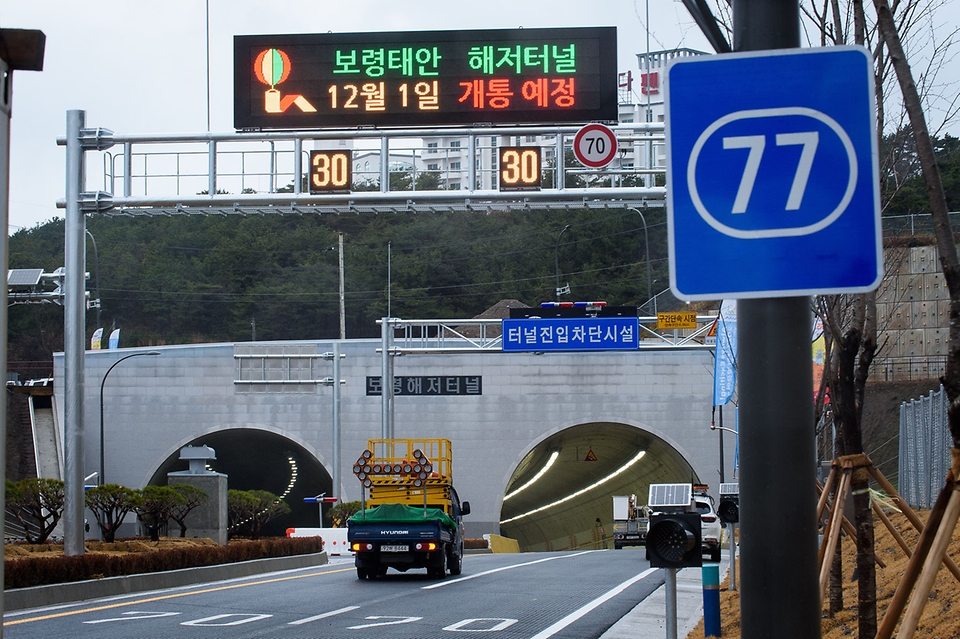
left=899, top=385, right=953, bottom=508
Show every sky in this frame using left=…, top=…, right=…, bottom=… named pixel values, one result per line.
left=2, top=0, right=713, bottom=233
left=2, top=0, right=958, bottom=234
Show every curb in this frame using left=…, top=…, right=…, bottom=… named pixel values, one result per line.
left=4, top=551, right=329, bottom=612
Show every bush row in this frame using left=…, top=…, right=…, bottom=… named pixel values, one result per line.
left=5, top=536, right=324, bottom=590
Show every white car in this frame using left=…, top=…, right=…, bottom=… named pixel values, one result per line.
left=695, top=496, right=723, bottom=562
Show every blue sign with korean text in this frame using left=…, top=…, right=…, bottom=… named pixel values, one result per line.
left=666, top=46, right=882, bottom=300
left=502, top=317, right=639, bottom=352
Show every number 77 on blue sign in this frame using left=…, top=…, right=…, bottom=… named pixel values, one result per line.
left=665, top=46, right=882, bottom=300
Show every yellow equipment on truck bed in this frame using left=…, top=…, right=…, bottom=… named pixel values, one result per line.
left=348, top=438, right=471, bottom=579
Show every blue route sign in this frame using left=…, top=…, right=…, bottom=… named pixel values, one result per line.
left=502, top=317, right=639, bottom=352
left=665, top=46, right=882, bottom=300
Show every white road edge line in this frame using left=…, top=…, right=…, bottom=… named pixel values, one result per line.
left=288, top=605, right=361, bottom=625
left=527, top=567, right=660, bottom=639
left=421, top=550, right=598, bottom=590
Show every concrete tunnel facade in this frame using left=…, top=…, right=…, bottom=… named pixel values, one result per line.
left=54, top=339, right=733, bottom=546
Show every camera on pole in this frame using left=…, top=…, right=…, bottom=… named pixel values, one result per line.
left=645, top=483, right=702, bottom=569
left=718, top=482, right=740, bottom=524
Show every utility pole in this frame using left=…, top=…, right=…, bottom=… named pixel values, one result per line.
left=339, top=232, right=345, bottom=340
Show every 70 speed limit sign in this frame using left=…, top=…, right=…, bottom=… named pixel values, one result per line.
left=573, top=123, right=618, bottom=168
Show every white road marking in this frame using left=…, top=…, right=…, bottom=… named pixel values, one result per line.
left=288, top=605, right=360, bottom=625
left=421, top=550, right=597, bottom=590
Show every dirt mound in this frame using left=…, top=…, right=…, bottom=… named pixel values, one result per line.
left=691, top=508, right=960, bottom=638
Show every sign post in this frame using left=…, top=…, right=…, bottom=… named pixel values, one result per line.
left=665, top=2, right=880, bottom=637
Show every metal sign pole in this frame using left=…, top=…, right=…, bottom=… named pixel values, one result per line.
left=733, top=3, right=822, bottom=637
left=665, top=567, right=678, bottom=639
left=332, top=342, right=341, bottom=502
left=63, top=109, right=87, bottom=557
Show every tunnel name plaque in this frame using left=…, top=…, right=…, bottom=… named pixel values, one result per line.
left=366, top=375, right=482, bottom=396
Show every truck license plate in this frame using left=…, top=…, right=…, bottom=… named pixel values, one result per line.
left=381, top=545, right=408, bottom=552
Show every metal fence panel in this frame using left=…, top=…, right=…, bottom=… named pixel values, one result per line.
left=899, top=385, right=951, bottom=508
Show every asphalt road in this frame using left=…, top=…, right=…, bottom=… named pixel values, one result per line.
left=4, top=550, right=663, bottom=639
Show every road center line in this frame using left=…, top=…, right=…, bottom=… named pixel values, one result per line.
left=526, top=567, right=659, bottom=639
left=3, top=566, right=355, bottom=626
left=421, top=550, right=598, bottom=590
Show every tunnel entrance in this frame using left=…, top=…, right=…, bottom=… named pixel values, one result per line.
left=149, top=429, right=330, bottom=537
left=499, top=422, right=698, bottom=552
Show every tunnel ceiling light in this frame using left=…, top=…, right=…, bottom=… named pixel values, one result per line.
left=499, top=450, right=646, bottom=524
left=503, top=450, right=559, bottom=502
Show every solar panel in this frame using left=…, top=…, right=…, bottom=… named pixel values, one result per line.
left=719, top=482, right=739, bottom=495
left=648, top=483, right=693, bottom=508
left=7, top=269, right=43, bottom=287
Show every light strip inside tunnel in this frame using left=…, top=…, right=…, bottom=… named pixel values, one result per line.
left=499, top=450, right=646, bottom=524
left=502, top=450, right=559, bottom=502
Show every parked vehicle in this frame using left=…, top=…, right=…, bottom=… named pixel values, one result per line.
left=347, top=438, right=470, bottom=579
left=693, top=485, right=723, bottom=562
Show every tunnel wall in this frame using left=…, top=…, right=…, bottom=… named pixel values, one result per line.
left=55, top=340, right=729, bottom=538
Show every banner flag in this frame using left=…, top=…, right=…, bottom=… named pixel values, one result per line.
left=90, top=328, right=103, bottom=351
left=108, top=329, right=120, bottom=349
left=713, top=300, right=737, bottom=406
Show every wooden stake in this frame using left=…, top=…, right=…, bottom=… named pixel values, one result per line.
left=895, top=487, right=960, bottom=638
left=869, top=465, right=960, bottom=584
left=875, top=475, right=956, bottom=639
left=819, top=469, right=851, bottom=602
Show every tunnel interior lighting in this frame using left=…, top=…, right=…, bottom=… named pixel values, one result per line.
left=499, top=450, right=646, bottom=524
left=503, top=450, right=559, bottom=502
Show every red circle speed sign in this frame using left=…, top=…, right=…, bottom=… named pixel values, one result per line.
left=573, top=123, right=618, bottom=168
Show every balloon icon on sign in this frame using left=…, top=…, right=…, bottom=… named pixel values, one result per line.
left=254, top=48, right=316, bottom=114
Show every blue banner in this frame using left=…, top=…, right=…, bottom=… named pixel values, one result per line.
left=502, top=317, right=639, bottom=352
left=713, top=300, right=737, bottom=405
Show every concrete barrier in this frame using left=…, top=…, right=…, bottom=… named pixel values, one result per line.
left=485, top=534, right=520, bottom=553
left=285, top=527, right=354, bottom=555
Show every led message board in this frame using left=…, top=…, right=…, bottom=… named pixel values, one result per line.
left=234, top=27, right=617, bottom=129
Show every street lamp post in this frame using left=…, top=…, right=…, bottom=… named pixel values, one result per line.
left=627, top=207, right=653, bottom=315
left=99, top=351, right=161, bottom=485
left=554, top=224, right=571, bottom=301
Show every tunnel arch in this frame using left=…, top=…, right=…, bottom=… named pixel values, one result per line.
left=147, top=427, right=331, bottom=536
left=499, top=421, right=699, bottom=552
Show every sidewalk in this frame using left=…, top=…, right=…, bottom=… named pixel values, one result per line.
left=600, top=550, right=732, bottom=639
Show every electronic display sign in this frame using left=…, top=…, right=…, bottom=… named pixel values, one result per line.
left=309, top=150, right=352, bottom=193
left=499, top=146, right=541, bottom=191
left=234, top=27, right=617, bottom=129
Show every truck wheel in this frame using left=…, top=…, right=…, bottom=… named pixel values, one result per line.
left=356, top=567, right=369, bottom=580
left=429, top=550, right=447, bottom=579
left=448, top=544, right=463, bottom=576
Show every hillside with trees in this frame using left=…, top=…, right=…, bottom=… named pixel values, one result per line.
left=7, top=205, right=671, bottom=365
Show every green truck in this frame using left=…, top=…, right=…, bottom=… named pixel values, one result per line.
left=347, top=438, right=471, bottom=579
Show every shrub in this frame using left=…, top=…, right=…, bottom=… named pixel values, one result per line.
left=4, top=537, right=324, bottom=589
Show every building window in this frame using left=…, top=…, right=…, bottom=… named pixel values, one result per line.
left=428, top=163, right=439, bottom=170
left=451, top=140, right=461, bottom=148
left=451, top=162, right=461, bottom=170
left=427, top=142, right=438, bottom=153
left=450, top=182, right=461, bottom=190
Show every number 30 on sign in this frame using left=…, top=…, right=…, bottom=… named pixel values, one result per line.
left=309, top=150, right=352, bottom=193
left=499, top=146, right=542, bottom=191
